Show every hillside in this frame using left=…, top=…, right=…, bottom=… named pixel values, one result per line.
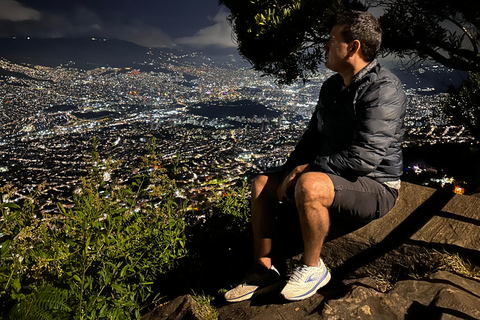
left=0, top=37, right=243, bottom=70
left=0, top=37, right=151, bottom=68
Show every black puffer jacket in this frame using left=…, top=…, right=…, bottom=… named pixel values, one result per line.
left=283, top=60, right=407, bottom=182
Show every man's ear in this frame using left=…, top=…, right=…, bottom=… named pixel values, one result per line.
left=351, top=40, right=361, bottom=54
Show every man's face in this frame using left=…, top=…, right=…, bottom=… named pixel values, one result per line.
left=324, top=24, right=352, bottom=73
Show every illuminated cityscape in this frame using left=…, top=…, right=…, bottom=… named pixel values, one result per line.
left=0, top=46, right=477, bottom=210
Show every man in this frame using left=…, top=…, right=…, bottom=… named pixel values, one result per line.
left=225, top=10, right=406, bottom=302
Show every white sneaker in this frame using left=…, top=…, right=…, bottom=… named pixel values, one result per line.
left=225, top=265, right=283, bottom=302
left=280, top=258, right=330, bottom=301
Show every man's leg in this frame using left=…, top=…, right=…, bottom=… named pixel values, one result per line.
left=294, top=171, right=335, bottom=266
left=279, top=171, right=334, bottom=301
left=280, top=173, right=398, bottom=301
left=251, top=173, right=281, bottom=269
left=224, top=172, right=283, bottom=302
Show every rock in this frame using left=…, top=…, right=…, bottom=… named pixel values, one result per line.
left=216, top=271, right=480, bottom=320
left=217, top=291, right=328, bottom=320
left=143, top=295, right=205, bottom=320
left=320, top=271, right=480, bottom=320
left=322, top=182, right=480, bottom=271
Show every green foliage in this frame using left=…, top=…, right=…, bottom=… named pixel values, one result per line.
left=212, top=180, right=251, bottom=232
left=222, top=0, right=480, bottom=83
left=177, top=180, right=253, bottom=296
left=0, top=138, right=187, bottom=319
left=192, top=292, right=218, bottom=320
left=252, top=0, right=302, bottom=36
left=7, top=285, right=71, bottom=320
left=220, top=0, right=350, bottom=84
left=442, top=72, right=480, bottom=141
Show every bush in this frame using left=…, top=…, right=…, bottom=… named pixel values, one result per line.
left=0, top=138, right=187, bottom=319
left=212, top=179, right=251, bottom=232
left=175, top=179, right=253, bottom=297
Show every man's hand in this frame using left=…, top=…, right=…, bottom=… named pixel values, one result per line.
left=277, top=164, right=310, bottom=202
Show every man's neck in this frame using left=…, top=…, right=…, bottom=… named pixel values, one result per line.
left=340, top=59, right=369, bottom=86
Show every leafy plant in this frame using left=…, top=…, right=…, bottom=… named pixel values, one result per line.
left=192, top=292, right=218, bottom=320
left=7, top=285, right=71, bottom=320
left=176, top=179, right=253, bottom=296
left=212, top=179, right=251, bottom=232
left=0, top=138, right=187, bottom=319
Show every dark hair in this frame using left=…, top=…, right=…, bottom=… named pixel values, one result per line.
left=336, top=10, right=382, bottom=61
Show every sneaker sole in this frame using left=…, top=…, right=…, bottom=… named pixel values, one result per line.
left=280, top=269, right=331, bottom=301
left=225, top=280, right=285, bottom=303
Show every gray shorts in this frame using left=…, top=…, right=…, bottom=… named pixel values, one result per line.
left=269, top=168, right=399, bottom=223
left=267, top=170, right=399, bottom=257
left=326, top=173, right=399, bottom=223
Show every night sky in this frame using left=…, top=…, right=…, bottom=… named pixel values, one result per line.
left=0, top=0, right=235, bottom=48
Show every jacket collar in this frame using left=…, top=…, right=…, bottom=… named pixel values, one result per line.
left=351, top=59, right=379, bottom=84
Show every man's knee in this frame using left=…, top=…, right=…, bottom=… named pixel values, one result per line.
left=295, top=172, right=335, bottom=205
left=252, top=173, right=280, bottom=199
left=252, top=174, right=268, bottom=196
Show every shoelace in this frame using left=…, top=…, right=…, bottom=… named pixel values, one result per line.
left=290, top=264, right=311, bottom=282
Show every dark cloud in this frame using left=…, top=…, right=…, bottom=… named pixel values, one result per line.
left=0, top=3, right=174, bottom=47
left=175, top=8, right=235, bottom=48
left=0, top=0, right=41, bottom=21
left=104, top=21, right=175, bottom=47
left=0, top=0, right=231, bottom=48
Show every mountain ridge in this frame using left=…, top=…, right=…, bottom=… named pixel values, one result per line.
left=0, top=37, right=244, bottom=69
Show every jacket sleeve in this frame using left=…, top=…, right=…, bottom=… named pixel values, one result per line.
left=309, top=78, right=406, bottom=177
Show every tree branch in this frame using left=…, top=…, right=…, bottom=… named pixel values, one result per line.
left=444, top=16, right=479, bottom=55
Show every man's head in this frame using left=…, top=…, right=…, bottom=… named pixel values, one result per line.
left=324, top=10, right=382, bottom=82
left=335, top=10, right=382, bottom=62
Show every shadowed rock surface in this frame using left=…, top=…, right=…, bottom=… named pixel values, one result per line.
left=143, top=295, right=205, bottom=320
left=144, top=182, right=480, bottom=319
left=320, top=271, right=480, bottom=320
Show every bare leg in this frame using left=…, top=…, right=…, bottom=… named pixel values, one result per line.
left=294, top=172, right=335, bottom=266
left=251, top=173, right=281, bottom=269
